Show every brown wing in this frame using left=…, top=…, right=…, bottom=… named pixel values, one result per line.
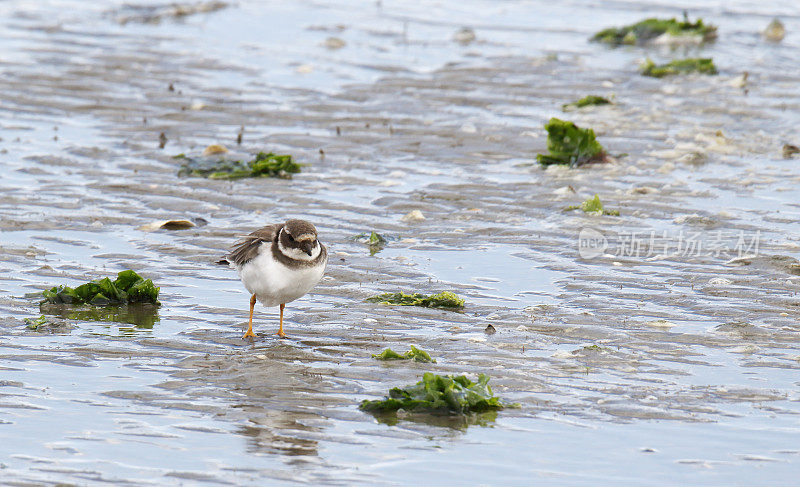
left=228, top=224, right=281, bottom=266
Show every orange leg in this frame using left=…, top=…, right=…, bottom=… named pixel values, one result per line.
left=243, top=294, right=256, bottom=339
left=277, top=303, right=287, bottom=338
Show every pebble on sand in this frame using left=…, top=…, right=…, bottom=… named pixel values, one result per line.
left=763, top=19, right=785, bottom=42
left=324, top=37, right=346, bottom=49
left=401, top=210, right=426, bottom=222
left=453, top=27, right=476, bottom=45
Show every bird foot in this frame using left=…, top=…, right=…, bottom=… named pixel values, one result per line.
left=242, top=330, right=256, bottom=339
left=276, top=331, right=288, bottom=339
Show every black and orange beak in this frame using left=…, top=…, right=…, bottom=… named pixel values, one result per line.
left=300, top=240, right=315, bottom=256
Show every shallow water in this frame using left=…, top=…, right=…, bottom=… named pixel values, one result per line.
left=2, top=0, right=800, bottom=484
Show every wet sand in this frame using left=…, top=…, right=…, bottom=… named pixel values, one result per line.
left=1, top=0, right=800, bottom=484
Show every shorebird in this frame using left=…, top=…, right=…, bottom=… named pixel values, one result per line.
left=224, top=219, right=327, bottom=339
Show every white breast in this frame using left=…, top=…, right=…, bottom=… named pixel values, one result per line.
left=236, top=242, right=326, bottom=307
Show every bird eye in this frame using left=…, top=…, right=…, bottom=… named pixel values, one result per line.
left=287, top=234, right=294, bottom=242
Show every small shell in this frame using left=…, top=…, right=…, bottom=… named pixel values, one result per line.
left=324, top=37, right=346, bottom=49
left=453, top=27, right=476, bottom=45
left=401, top=210, right=426, bottom=222
left=139, top=220, right=196, bottom=232
left=763, top=19, right=785, bottom=43
left=202, top=144, right=228, bottom=156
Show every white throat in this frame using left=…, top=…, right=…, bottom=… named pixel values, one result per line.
left=277, top=238, right=320, bottom=261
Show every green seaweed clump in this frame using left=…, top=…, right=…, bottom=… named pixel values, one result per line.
left=354, top=231, right=388, bottom=255
left=565, top=194, right=619, bottom=216
left=372, top=345, right=436, bottom=363
left=24, top=315, right=72, bottom=333
left=177, top=151, right=301, bottom=179
left=41, top=270, right=161, bottom=306
left=360, top=372, right=513, bottom=415
left=25, top=315, right=49, bottom=331
left=591, top=16, right=717, bottom=46
left=25, top=315, right=72, bottom=335
left=536, top=118, right=607, bottom=167
left=562, top=95, right=611, bottom=111
left=640, top=58, right=718, bottom=78
left=367, top=291, right=464, bottom=310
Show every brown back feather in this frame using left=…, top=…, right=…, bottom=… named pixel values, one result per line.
left=228, top=224, right=281, bottom=266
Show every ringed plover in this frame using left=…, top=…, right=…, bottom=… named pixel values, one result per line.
left=226, top=219, right=327, bottom=339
